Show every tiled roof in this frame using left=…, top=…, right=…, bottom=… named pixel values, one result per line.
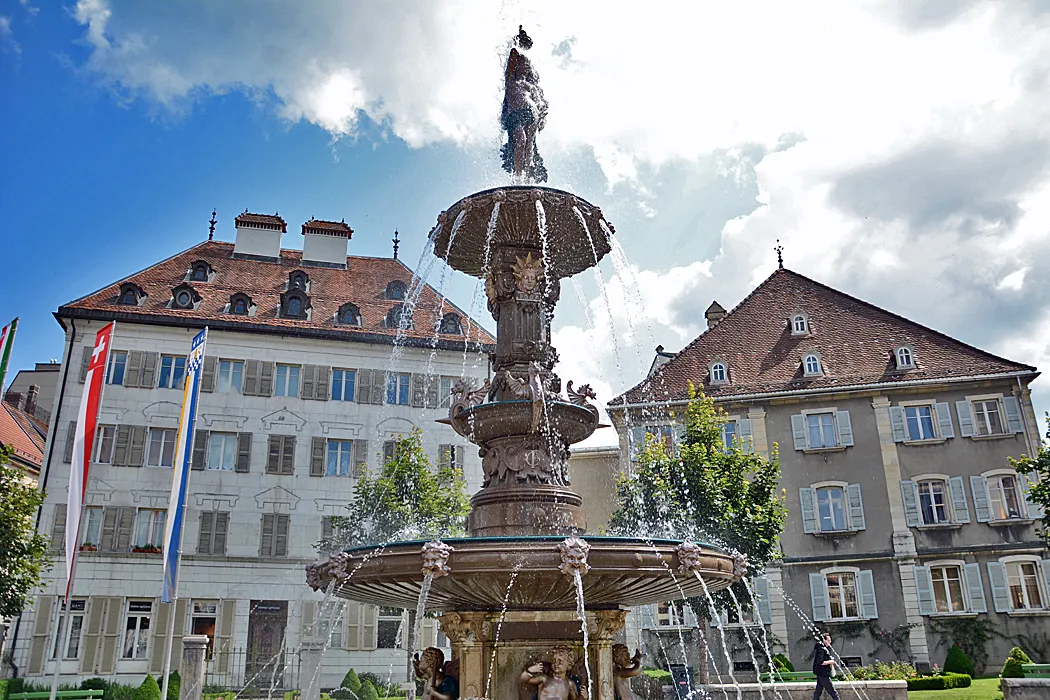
left=235, top=212, right=287, bottom=232
left=0, top=400, right=45, bottom=469
left=302, top=219, right=353, bottom=237
left=614, top=268, right=1037, bottom=405
left=58, top=241, right=496, bottom=349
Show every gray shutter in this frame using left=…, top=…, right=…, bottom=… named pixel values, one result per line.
left=1002, top=396, right=1024, bottom=434
left=260, top=513, right=275, bottom=556
left=236, top=432, right=252, bottom=473
left=344, top=602, right=361, bottom=650
left=28, top=595, right=54, bottom=674
left=791, top=414, right=807, bottom=450
left=857, top=570, right=878, bottom=618
left=809, top=573, right=828, bottom=621
left=112, top=425, right=131, bottom=466
left=425, top=378, right=439, bottom=409
left=128, top=426, right=147, bottom=467
left=259, top=361, right=274, bottom=397
left=353, top=439, right=368, bottom=477
left=51, top=504, right=67, bottom=551
left=383, top=440, right=396, bottom=464
left=846, top=483, right=866, bottom=531
left=242, top=359, right=260, bottom=396
left=192, top=430, right=208, bottom=470
left=215, top=600, right=235, bottom=673
left=799, top=488, right=817, bottom=534
left=628, top=426, right=645, bottom=461
left=213, top=512, right=229, bottom=555
left=79, top=598, right=104, bottom=673
left=913, top=565, right=935, bottom=615
left=836, top=410, right=854, bottom=447
left=115, top=507, right=134, bottom=551
left=301, top=600, right=317, bottom=639
left=1021, top=475, right=1044, bottom=519
left=362, top=604, right=378, bottom=650
left=321, top=516, right=334, bottom=543
left=949, top=476, right=971, bottom=523
left=149, top=600, right=170, bottom=675
left=275, top=514, right=290, bottom=556
left=889, top=406, right=907, bottom=442
left=315, top=365, right=331, bottom=401
left=356, top=368, right=372, bottom=403
left=754, top=576, right=772, bottom=624
left=956, top=401, right=975, bottom=437
left=455, top=445, right=465, bottom=470
left=100, top=508, right=118, bottom=551
left=267, top=436, right=281, bottom=474
left=970, top=475, right=992, bottom=522
left=438, top=445, right=451, bottom=470
left=200, top=356, right=217, bottom=392
left=371, top=371, right=384, bottom=405
left=738, top=418, right=753, bottom=453
left=198, top=511, right=215, bottom=555
left=125, top=350, right=144, bottom=388
left=281, top=435, right=296, bottom=475
left=97, top=596, right=124, bottom=673
left=964, top=563, right=987, bottom=613
left=900, top=480, right=921, bottom=527
left=63, top=421, right=76, bottom=462
left=934, top=403, right=954, bottom=439
left=311, top=437, right=326, bottom=477
left=141, top=352, right=158, bottom=388
left=301, top=365, right=316, bottom=400
left=79, top=346, right=92, bottom=383
left=986, top=562, right=1011, bottom=612
left=411, top=374, right=425, bottom=408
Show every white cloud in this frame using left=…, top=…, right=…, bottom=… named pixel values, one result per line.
left=0, top=15, right=20, bottom=55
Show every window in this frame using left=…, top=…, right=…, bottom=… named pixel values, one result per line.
left=158, top=355, right=187, bottom=389
left=803, top=354, right=822, bottom=376
left=386, top=304, right=412, bottom=329
left=721, top=421, right=737, bottom=450
left=191, top=600, right=218, bottom=654
left=792, top=314, right=808, bottom=334
left=259, top=513, right=290, bottom=557
left=191, top=265, right=209, bottom=282
left=51, top=599, right=86, bottom=659
left=807, top=413, right=837, bottom=448
left=386, top=372, right=410, bottom=405
left=385, top=280, right=407, bottom=300
left=917, top=479, right=951, bottom=524
left=439, top=445, right=464, bottom=471
left=327, top=440, right=354, bottom=477
left=710, top=362, right=727, bottom=384
left=290, top=272, right=308, bottom=290
left=197, top=512, right=229, bottom=556
left=439, top=313, right=463, bottom=334
left=230, top=294, right=252, bottom=316
left=930, top=565, right=965, bottom=613
left=134, top=509, right=166, bottom=550
left=120, top=288, right=138, bottom=305
left=906, top=405, right=936, bottom=441
left=825, top=572, right=859, bottom=619
left=721, top=606, right=755, bottom=626
left=383, top=440, right=398, bottom=464
left=377, top=607, right=404, bottom=648
left=95, top=425, right=116, bottom=463
left=122, top=600, right=152, bottom=659
left=439, top=376, right=454, bottom=408
left=988, top=474, right=1024, bottom=520
left=146, top=428, right=177, bottom=468
left=1006, top=561, right=1045, bottom=610
left=107, top=350, right=128, bottom=385
left=287, top=296, right=303, bottom=317
left=338, top=303, right=361, bottom=326
left=81, top=507, right=103, bottom=550
left=897, top=346, right=914, bottom=368
left=972, top=399, right=1005, bottom=436
left=266, top=435, right=296, bottom=475
left=275, top=364, right=300, bottom=398
left=657, top=602, right=687, bottom=627
left=216, top=360, right=244, bottom=394
left=207, top=432, right=238, bottom=471
left=174, top=288, right=195, bottom=309
left=332, top=368, right=356, bottom=401
left=816, top=486, right=847, bottom=532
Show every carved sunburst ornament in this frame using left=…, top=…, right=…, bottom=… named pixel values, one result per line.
left=511, top=252, right=544, bottom=294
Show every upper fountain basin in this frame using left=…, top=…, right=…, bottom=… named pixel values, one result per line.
left=431, top=186, right=613, bottom=280
left=444, top=400, right=602, bottom=445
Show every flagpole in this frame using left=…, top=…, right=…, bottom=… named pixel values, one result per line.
left=159, top=459, right=192, bottom=700
left=0, top=317, right=18, bottom=393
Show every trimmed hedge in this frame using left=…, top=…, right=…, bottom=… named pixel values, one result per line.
left=944, top=644, right=976, bottom=678
left=358, top=682, right=379, bottom=700
left=772, top=654, right=794, bottom=673
left=342, top=670, right=362, bottom=694
left=641, top=669, right=671, bottom=682
left=1, top=679, right=8, bottom=700
left=1001, top=646, right=1032, bottom=678
left=906, top=673, right=972, bottom=691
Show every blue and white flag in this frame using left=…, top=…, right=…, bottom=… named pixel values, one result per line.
left=162, top=328, right=208, bottom=603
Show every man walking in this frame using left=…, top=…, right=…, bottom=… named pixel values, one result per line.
left=812, top=632, right=840, bottom=700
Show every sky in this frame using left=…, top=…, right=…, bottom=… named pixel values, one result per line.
left=2, top=0, right=1050, bottom=445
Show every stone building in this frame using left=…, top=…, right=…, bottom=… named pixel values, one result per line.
left=609, top=266, right=1046, bottom=675
left=7, top=213, right=494, bottom=687
left=5, top=361, right=62, bottom=424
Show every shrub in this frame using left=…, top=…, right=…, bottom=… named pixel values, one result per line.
left=342, top=670, right=362, bottom=694
left=358, top=682, right=379, bottom=700
left=0, top=680, right=7, bottom=700
left=1001, top=646, right=1033, bottom=678
left=165, top=671, right=180, bottom=700
left=772, top=654, right=794, bottom=672
left=631, top=672, right=666, bottom=700
left=944, top=644, right=976, bottom=678
left=132, top=675, right=161, bottom=700
left=906, top=673, right=971, bottom=691
left=106, top=683, right=138, bottom=700
left=641, top=669, right=672, bottom=682
left=850, top=661, right=917, bottom=681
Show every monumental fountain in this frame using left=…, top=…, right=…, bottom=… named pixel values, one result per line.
left=306, top=27, right=745, bottom=700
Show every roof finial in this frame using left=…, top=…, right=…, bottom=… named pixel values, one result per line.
left=392, top=229, right=400, bottom=260
left=775, top=239, right=784, bottom=269
left=208, top=209, right=217, bottom=241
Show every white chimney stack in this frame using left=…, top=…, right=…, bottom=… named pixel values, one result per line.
left=233, top=212, right=286, bottom=260
left=302, top=218, right=352, bottom=267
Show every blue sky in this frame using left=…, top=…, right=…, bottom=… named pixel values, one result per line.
left=3, top=1, right=1050, bottom=432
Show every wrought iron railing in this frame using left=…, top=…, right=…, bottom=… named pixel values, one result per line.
left=203, top=646, right=300, bottom=693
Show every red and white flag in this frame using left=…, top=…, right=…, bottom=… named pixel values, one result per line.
left=65, top=322, right=114, bottom=597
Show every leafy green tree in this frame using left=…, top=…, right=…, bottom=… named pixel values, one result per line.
left=609, top=388, right=787, bottom=680
left=0, top=445, right=51, bottom=617
left=1010, top=414, right=1049, bottom=542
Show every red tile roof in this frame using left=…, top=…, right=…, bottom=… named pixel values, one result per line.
left=58, top=241, right=496, bottom=349
left=235, top=212, right=287, bottom=232
left=0, top=400, right=45, bottom=470
left=302, top=219, right=353, bottom=237
left=614, top=268, right=1037, bottom=405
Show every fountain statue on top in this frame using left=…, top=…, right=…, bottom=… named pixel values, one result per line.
left=305, top=26, right=744, bottom=700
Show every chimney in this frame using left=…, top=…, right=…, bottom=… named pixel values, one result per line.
left=25, top=384, right=39, bottom=416
left=705, top=301, right=726, bottom=329
left=302, top=219, right=353, bottom=267
left=233, top=211, right=286, bottom=260
left=5, top=391, right=24, bottom=410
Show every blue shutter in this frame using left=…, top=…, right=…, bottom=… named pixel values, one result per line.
left=836, top=411, right=854, bottom=447
left=889, top=406, right=907, bottom=442
left=970, top=476, right=992, bottom=523
left=948, top=477, right=970, bottom=524
left=934, top=403, right=954, bottom=439
left=846, top=483, right=866, bottom=531
left=1020, top=475, right=1044, bottom=519
left=857, top=570, right=878, bottom=619
left=956, top=401, right=975, bottom=437
left=964, top=563, right=987, bottom=613
left=1002, top=397, right=1024, bottom=434
left=913, top=566, right=935, bottom=615
left=900, top=481, right=921, bottom=527
left=753, top=576, right=772, bottom=625
left=986, top=562, right=1011, bottom=613
left=738, top=418, right=754, bottom=454
left=791, top=414, right=807, bottom=451
left=799, top=488, right=818, bottom=534
left=809, top=573, right=828, bottom=622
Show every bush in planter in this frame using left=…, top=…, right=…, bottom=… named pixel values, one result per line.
left=358, top=682, right=379, bottom=700
left=132, top=675, right=161, bottom=700
left=906, top=673, right=971, bottom=691
left=772, top=654, right=794, bottom=673
left=944, top=644, right=976, bottom=678
left=1001, top=646, right=1032, bottom=678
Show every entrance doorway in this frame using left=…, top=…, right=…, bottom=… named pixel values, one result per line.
left=246, top=601, right=288, bottom=689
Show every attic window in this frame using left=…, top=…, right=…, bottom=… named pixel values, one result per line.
left=190, top=261, right=213, bottom=282
left=439, top=313, right=463, bottom=335
left=289, top=271, right=309, bottom=291
left=171, top=284, right=200, bottom=310
left=791, top=313, right=809, bottom=335
left=118, top=283, right=145, bottom=306
left=281, top=290, right=310, bottom=319
left=386, top=304, right=412, bottom=329
left=803, top=353, right=823, bottom=377
left=229, top=293, right=253, bottom=316
left=338, top=303, right=361, bottom=326
left=710, top=362, right=728, bottom=385
left=896, top=346, right=915, bottom=369
left=385, top=280, right=407, bottom=301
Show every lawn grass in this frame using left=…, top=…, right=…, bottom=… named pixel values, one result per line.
left=908, top=677, right=1001, bottom=700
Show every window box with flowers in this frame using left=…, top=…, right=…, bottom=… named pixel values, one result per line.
left=79, top=543, right=97, bottom=552
left=131, top=544, right=163, bottom=554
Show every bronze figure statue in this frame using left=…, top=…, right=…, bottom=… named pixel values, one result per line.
left=413, top=647, right=460, bottom=700
left=611, top=644, right=644, bottom=700
left=501, top=26, right=548, bottom=182
left=520, top=646, right=580, bottom=700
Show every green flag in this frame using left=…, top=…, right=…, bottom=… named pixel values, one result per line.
left=0, top=317, right=17, bottom=393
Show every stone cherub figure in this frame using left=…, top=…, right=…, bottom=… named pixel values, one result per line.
left=520, top=645, right=579, bottom=700
left=611, top=644, right=644, bottom=700
left=413, top=647, right=459, bottom=700
left=501, top=25, right=548, bottom=182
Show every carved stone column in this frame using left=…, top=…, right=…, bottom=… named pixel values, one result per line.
left=440, top=612, right=488, bottom=699
left=589, top=611, right=628, bottom=700
left=178, top=636, right=209, bottom=700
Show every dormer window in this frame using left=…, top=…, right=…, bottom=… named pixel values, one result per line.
left=385, top=304, right=412, bottom=329
left=190, top=261, right=213, bottom=282
left=289, top=270, right=309, bottom=291
left=385, top=280, right=407, bottom=301
left=803, top=353, right=823, bottom=377
left=709, top=361, right=728, bottom=385
left=118, top=283, right=146, bottom=306
left=896, top=346, right=915, bottom=369
left=337, top=303, right=361, bottom=326
left=229, top=293, right=253, bottom=316
left=791, top=313, right=809, bottom=335
left=281, top=290, right=310, bottom=319
left=171, top=283, right=201, bottom=310
left=439, top=313, right=463, bottom=335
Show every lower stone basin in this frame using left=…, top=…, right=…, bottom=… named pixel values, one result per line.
left=307, top=536, right=739, bottom=612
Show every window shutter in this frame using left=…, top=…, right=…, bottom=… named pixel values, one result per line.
left=149, top=600, right=171, bottom=676
left=857, top=570, right=878, bottom=619
left=64, top=420, right=76, bottom=462
left=321, top=516, right=334, bottom=544
left=192, top=430, right=208, bottom=470
left=213, top=512, right=229, bottom=555
left=128, top=426, right=147, bottom=467
left=753, top=576, right=772, bottom=624
left=311, top=437, right=326, bottom=477
left=791, top=414, right=807, bottom=451
left=889, top=407, right=907, bottom=442
left=27, top=595, right=53, bottom=674
left=900, top=481, right=921, bottom=527
left=370, top=372, right=384, bottom=405
left=100, top=507, right=119, bottom=551
left=198, top=511, right=215, bottom=554
left=267, top=435, right=281, bottom=474
left=934, top=403, right=954, bottom=439
left=215, top=599, right=235, bottom=673
left=97, top=596, right=124, bottom=673
left=260, top=513, right=275, bottom=557
left=738, top=418, right=753, bottom=453
left=281, top=435, right=296, bottom=475
left=79, top=598, right=104, bottom=673
left=963, top=563, right=987, bottom=613
left=808, top=573, right=828, bottom=622
left=51, top=504, right=67, bottom=551
left=141, top=351, right=158, bottom=388
left=986, top=562, right=1011, bottom=612
left=799, top=488, right=818, bottom=534
left=422, top=616, right=437, bottom=648
left=948, top=476, right=971, bottom=523
left=970, top=476, right=992, bottom=522
left=344, top=602, right=361, bottom=650
left=315, top=366, right=331, bottom=401
left=1002, top=397, right=1024, bottom=434
left=275, top=514, right=290, bottom=556
left=236, top=432, right=252, bottom=473
left=956, top=401, right=975, bottom=437
left=200, top=356, right=216, bottom=393
left=79, top=346, right=92, bottom=383
left=383, top=440, right=396, bottom=464
left=913, top=566, right=935, bottom=615
left=836, top=410, right=854, bottom=447
left=353, top=440, right=368, bottom=477
left=112, top=425, right=131, bottom=466
left=125, top=350, right=144, bottom=388
left=455, top=445, right=465, bottom=470
left=411, top=373, right=425, bottom=408
left=628, top=426, right=646, bottom=461
left=1019, top=474, right=1044, bottom=519
left=242, top=359, right=260, bottom=396
left=301, top=600, right=316, bottom=639
left=356, top=369, right=372, bottom=403
left=301, top=365, right=316, bottom=400
left=1041, top=561, right=1050, bottom=605
left=846, top=483, right=866, bottom=531
left=115, top=507, right=134, bottom=551
left=425, top=378, right=439, bottom=409
left=259, top=361, right=274, bottom=396
left=362, top=604, right=378, bottom=650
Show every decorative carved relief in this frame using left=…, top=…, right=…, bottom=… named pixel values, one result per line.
left=590, top=610, right=628, bottom=640
left=254, top=486, right=301, bottom=511
left=199, top=413, right=250, bottom=429
left=421, top=540, right=454, bottom=578
left=558, top=537, right=591, bottom=576
left=481, top=435, right=570, bottom=486
left=193, top=492, right=239, bottom=509
left=676, top=541, right=703, bottom=575
left=260, top=408, right=307, bottom=432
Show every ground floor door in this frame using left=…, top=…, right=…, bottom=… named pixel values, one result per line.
left=245, top=601, right=288, bottom=689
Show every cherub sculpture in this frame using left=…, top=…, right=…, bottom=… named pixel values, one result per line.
left=414, top=647, right=459, bottom=700
left=520, top=646, right=579, bottom=700
left=504, top=362, right=547, bottom=432
left=611, top=645, right=644, bottom=700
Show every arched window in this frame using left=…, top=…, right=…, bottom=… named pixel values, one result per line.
left=385, top=280, right=407, bottom=300
left=120, top=288, right=138, bottom=305
left=175, top=289, right=194, bottom=308
left=439, top=313, right=463, bottom=335
left=804, top=354, right=822, bottom=376
left=386, top=304, right=411, bottom=329
left=897, top=346, right=914, bottom=368
left=710, top=362, right=727, bottom=384
left=338, top=303, right=361, bottom=326
left=288, top=297, right=302, bottom=317
left=281, top=290, right=309, bottom=319
left=289, top=271, right=308, bottom=291
left=229, top=294, right=252, bottom=316
left=191, top=265, right=209, bottom=282
left=792, top=314, right=808, bottom=335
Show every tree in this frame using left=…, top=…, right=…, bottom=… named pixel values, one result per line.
left=0, top=445, right=51, bottom=617
left=608, top=388, right=787, bottom=681
left=1010, top=413, right=1049, bottom=542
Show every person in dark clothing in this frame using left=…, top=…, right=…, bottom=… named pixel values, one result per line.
left=812, top=632, right=840, bottom=700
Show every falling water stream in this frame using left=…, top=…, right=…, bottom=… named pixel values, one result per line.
left=485, top=564, right=522, bottom=699
left=724, top=585, right=768, bottom=700
left=695, top=575, right=742, bottom=700
left=412, top=573, right=436, bottom=656
left=571, top=570, right=594, bottom=700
